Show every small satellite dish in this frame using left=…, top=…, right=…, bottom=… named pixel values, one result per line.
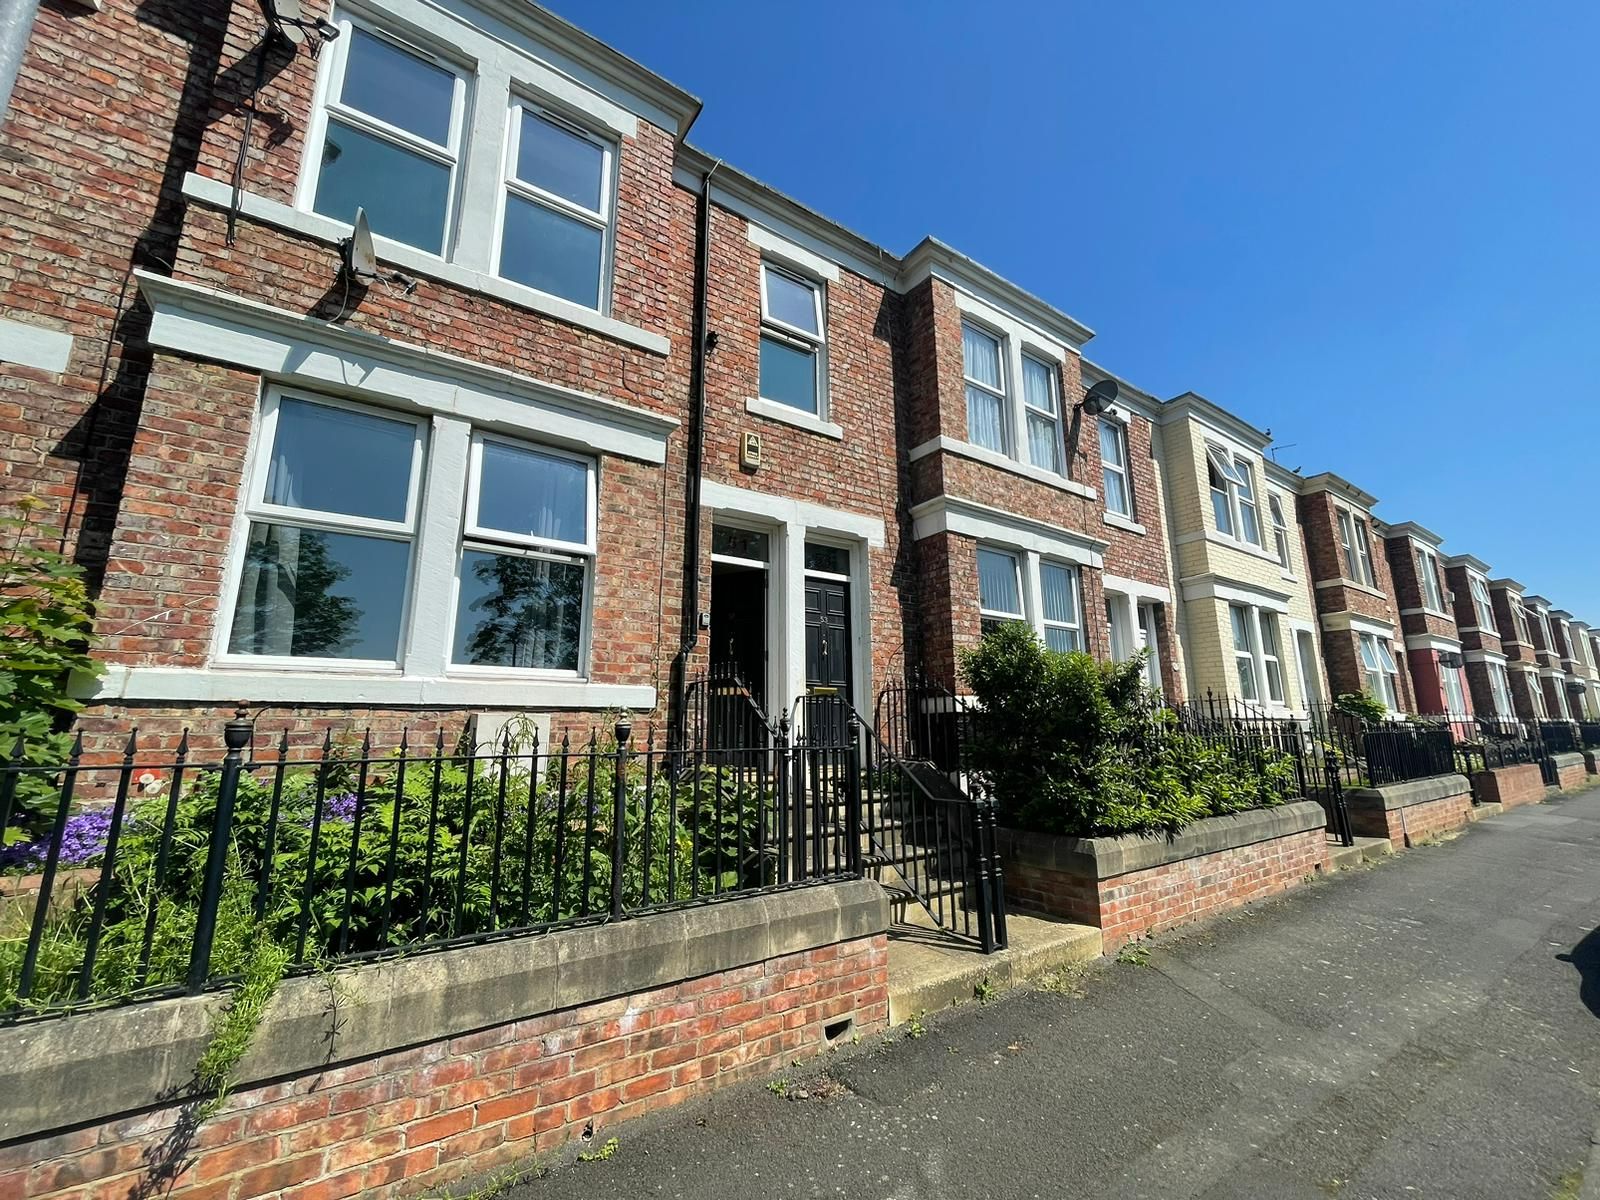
left=274, top=0, right=302, bottom=19
left=1081, top=378, right=1119, bottom=416
left=277, top=20, right=306, bottom=45
left=346, top=208, right=379, bottom=281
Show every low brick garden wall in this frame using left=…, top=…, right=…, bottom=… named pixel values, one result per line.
left=1471, top=763, right=1546, bottom=810
left=996, top=800, right=1328, bottom=951
left=1553, top=752, right=1589, bottom=791
left=0, top=881, right=888, bottom=1200
left=1346, top=774, right=1473, bottom=848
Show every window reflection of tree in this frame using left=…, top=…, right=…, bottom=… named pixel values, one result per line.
left=463, top=552, right=583, bottom=670
left=233, top=526, right=360, bottom=657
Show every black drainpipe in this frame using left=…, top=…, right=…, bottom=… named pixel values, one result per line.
left=669, top=158, right=721, bottom=750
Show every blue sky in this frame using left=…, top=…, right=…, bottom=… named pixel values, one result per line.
left=550, top=1, right=1599, bottom=616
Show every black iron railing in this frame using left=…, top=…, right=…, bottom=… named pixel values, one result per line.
left=1579, top=721, right=1600, bottom=750
left=1539, top=719, right=1581, bottom=755
left=0, top=707, right=862, bottom=1023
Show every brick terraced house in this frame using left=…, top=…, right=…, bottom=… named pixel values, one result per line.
left=1443, top=553, right=1516, bottom=721
left=1523, top=594, right=1573, bottom=721
left=1382, top=522, right=1468, bottom=718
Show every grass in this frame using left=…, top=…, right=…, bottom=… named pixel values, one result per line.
left=576, top=1137, right=619, bottom=1163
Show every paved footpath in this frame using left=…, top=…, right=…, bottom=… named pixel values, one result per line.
left=516, top=788, right=1600, bottom=1200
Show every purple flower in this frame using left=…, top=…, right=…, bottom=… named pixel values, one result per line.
left=1, top=809, right=118, bottom=872
left=322, top=792, right=359, bottom=822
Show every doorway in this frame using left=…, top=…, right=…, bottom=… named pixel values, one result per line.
left=707, top=524, right=771, bottom=746
left=803, top=542, right=852, bottom=744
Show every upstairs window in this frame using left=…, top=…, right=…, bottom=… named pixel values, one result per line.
left=1337, top=507, right=1376, bottom=587
left=1268, top=493, right=1291, bottom=568
left=1099, top=419, right=1132, bottom=516
left=500, top=104, right=616, bottom=309
left=962, top=323, right=1008, bottom=454
left=311, top=23, right=466, bottom=256
left=1206, top=446, right=1261, bottom=546
left=1513, top=601, right=1532, bottom=644
left=1470, top=575, right=1497, bottom=631
left=757, top=264, right=826, bottom=414
left=1416, top=546, right=1444, bottom=611
left=976, top=547, right=1024, bottom=636
left=1022, top=354, right=1063, bottom=474
left=453, top=435, right=596, bottom=673
left=227, top=393, right=426, bottom=664
left=1040, top=562, right=1082, bottom=652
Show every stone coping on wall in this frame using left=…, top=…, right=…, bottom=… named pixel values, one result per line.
left=1551, top=752, right=1586, bottom=773
left=997, top=800, right=1327, bottom=880
left=1347, top=773, right=1471, bottom=810
left=0, top=879, right=888, bottom=1144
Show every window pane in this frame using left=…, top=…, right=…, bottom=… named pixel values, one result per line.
left=1260, top=613, right=1282, bottom=657
left=764, top=268, right=820, bottom=336
left=804, top=543, right=849, bottom=575
left=228, top=523, right=409, bottom=660
left=713, top=526, right=769, bottom=561
left=967, top=385, right=1006, bottom=452
left=1236, top=656, right=1258, bottom=701
left=1358, top=635, right=1380, bottom=671
left=1098, top=420, right=1124, bottom=468
left=1239, top=500, right=1261, bottom=545
left=1210, top=467, right=1234, bottom=535
left=314, top=119, right=450, bottom=254
left=475, top=440, right=589, bottom=545
left=759, top=334, right=818, bottom=412
left=1027, top=412, right=1062, bottom=474
left=1104, top=466, right=1130, bottom=516
left=340, top=28, right=455, bottom=146
left=453, top=549, right=584, bottom=671
left=1266, top=659, right=1285, bottom=703
left=500, top=194, right=604, bottom=307
left=1376, top=640, right=1397, bottom=672
left=1230, top=606, right=1253, bottom=653
left=1041, top=563, right=1077, bottom=625
left=1022, top=356, right=1055, bottom=414
left=516, top=110, right=604, bottom=212
left=265, top=398, right=416, bottom=522
left=977, top=549, right=1021, bottom=616
left=961, top=324, right=1001, bottom=389
left=1045, top=626, right=1080, bottom=653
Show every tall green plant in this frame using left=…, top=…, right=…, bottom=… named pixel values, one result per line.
left=0, top=499, right=101, bottom=836
left=959, top=622, right=1293, bottom=837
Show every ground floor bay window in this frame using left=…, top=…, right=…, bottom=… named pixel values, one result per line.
left=1228, top=603, right=1287, bottom=708
left=1358, top=632, right=1401, bottom=712
left=222, top=386, right=597, bottom=683
left=975, top=544, right=1084, bottom=652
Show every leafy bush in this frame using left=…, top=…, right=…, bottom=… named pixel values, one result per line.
left=0, top=499, right=101, bottom=838
left=959, top=622, right=1296, bottom=837
left=1333, top=691, right=1388, bottom=724
left=0, top=738, right=763, bottom=1012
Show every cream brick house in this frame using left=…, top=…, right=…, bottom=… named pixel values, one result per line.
left=1156, top=394, right=1326, bottom=714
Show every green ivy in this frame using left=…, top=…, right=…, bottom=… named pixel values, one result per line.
left=0, top=499, right=102, bottom=837
left=959, top=622, right=1296, bottom=837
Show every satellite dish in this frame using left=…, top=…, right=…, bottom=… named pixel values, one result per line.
left=346, top=208, right=379, bottom=281
left=274, top=0, right=302, bottom=19
left=1081, top=378, right=1119, bottom=416
left=278, top=20, right=306, bottom=45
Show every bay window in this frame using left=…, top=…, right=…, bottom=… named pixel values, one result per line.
left=758, top=263, right=826, bottom=414
left=1231, top=604, right=1260, bottom=701
left=1259, top=612, right=1286, bottom=704
left=309, top=22, right=467, bottom=256
left=1488, top=662, right=1513, bottom=719
left=500, top=103, right=616, bottom=309
left=227, top=393, right=426, bottom=663
left=1337, top=507, right=1376, bottom=586
left=1022, top=354, right=1063, bottom=474
left=1268, top=493, right=1291, bottom=568
left=1470, top=575, right=1497, bottom=631
left=1416, top=546, right=1444, bottom=611
left=1099, top=419, right=1131, bottom=516
left=1040, top=562, right=1082, bottom=652
left=1441, top=662, right=1467, bottom=713
left=963, top=323, right=1008, bottom=454
left=1205, top=445, right=1261, bottom=546
left=977, top=547, right=1024, bottom=636
left=452, top=435, right=596, bottom=672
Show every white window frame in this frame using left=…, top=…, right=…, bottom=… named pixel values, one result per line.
left=1259, top=610, right=1286, bottom=705
left=1527, top=670, right=1549, bottom=718
left=1488, top=661, right=1513, bottom=720
left=976, top=545, right=1026, bottom=632
left=1230, top=604, right=1261, bottom=702
left=1441, top=663, right=1466, bottom=714
left=1099, top=417, right=1132, bottom=516
left=1470, top=575, right=1497, bottom=632
left=1295, top=627, right=1322, bottom=708
left=495, top=98, right=619, bottom=313
left=1205, top=444, right=1261, bottom=547
left=299, top=13, right=470, bottom=260
left=1416, top=545, right=1445, bottom=613
left=451, top=431, right=599, bottom=677
left=218, top=388, right=429, bottom=670
left=1106, top=592, right=1135, bottom=661
left=1039, top=560, right=1083, bottom=653
left=962, top=321, right=1010, bottom=456
left=1358, top=632, right=1400, bottom=711
left=1268, top=492, right=1291, bottom=569
left=1337, top=507, right=1376, bottom=587
left=1021, top=352, right=1065, bottom=475
left=1137, top=602, right=1163, bottom=691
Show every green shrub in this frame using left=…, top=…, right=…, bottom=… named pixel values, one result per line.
left=959, top=622, right=1295, bottom=837
left=0, top=499, right=101, bottom=837
left=0, top=738, right=763, bottom=1012
left=1333, top=691, right=1387, bottom=724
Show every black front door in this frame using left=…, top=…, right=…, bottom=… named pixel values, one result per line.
left=804, top=578, right=851, bottom=743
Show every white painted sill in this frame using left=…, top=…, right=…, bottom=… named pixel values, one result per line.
left=744, top=396, right=844, bottom=440
left=181, top=173, right=671, bottom=357
left=1103, top=511, right=1146, bottom=536
left=907, top=436, right=1097, bottom=500
left=1201, top=528, right=1279, bottom=564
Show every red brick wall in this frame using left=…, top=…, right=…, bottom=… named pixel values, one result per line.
left=1556, top=758, right=1588, bottom=791
left=1348, top=792, right=1471, bottom=848
left=0, top=935, right=888, bottom=1200
left=1472, top=763, right=1544, bottom=809
left=1383, top=535, right=1458, bottom=643
left=1002, top=827, right=1327, bottom=952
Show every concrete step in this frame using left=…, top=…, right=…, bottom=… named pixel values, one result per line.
left=886, top=906, right=1103, bottom=1027
left=1323, top=834, right=1394, bottom=872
